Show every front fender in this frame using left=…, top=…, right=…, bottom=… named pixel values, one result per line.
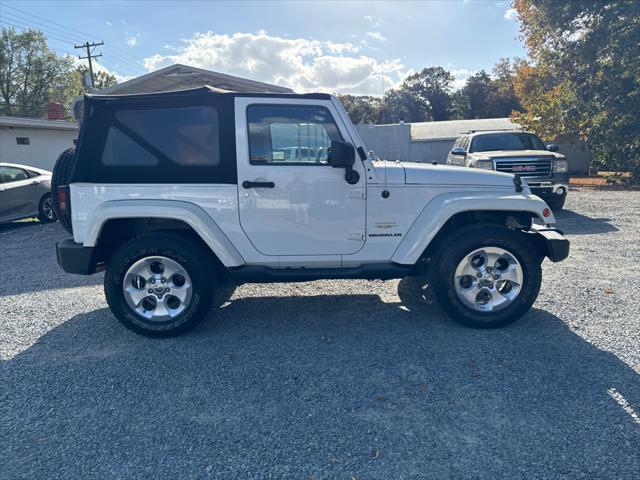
left=391, top=191, right=555, bottom=265
left=81, top=199, right=245, bottom=267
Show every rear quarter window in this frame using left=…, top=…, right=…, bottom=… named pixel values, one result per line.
left=114, top=106, right=221, bottom=167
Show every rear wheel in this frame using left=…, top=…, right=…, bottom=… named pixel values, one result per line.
left=51, top=147, right=76, bottom=233
left=104, top=232, right=216, bottom=337
left=37, top=193, right=56, bottom=222
left=431, top=224, right=542, bottom=328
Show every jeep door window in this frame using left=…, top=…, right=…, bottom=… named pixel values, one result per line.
left=247, top=105, right=343, bottom=165
left=470, top=133, right=545, bottom=152
left=109, top=106, right=221, bottom=166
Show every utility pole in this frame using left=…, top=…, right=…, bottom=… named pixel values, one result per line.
left=74, top=41, right=104, bottom=90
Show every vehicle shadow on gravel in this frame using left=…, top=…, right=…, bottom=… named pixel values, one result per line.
left=0, top=219, right=42, bottom=234
left=2, top=283, right=639, bottom=479
left=554, top=209, right=618, bottom=235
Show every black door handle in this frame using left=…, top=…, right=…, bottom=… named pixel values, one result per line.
left=242, top=180, right=275, bottom=189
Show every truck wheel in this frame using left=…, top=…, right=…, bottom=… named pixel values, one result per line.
left=104, top=232, right=215, bottom=337
left=51, top=147, right=76, bottom=233
left=546, top=195, right=566, bottom=211
left=431, top=224, right=542, bottom=329
left=37, top=193, right=57, bottom=222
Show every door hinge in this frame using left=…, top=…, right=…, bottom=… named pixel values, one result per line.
left=348, top=232, right=365, bottom=241
left=348, top=188, right=366, bottom=199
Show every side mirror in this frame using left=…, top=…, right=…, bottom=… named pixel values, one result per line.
left=546, top=144, right=559, bottom=152
left=328, top=140, right=356, bottom=168
left=328, top=140, right=359, bottom=184
left=451, top=147, right=466, bottom=156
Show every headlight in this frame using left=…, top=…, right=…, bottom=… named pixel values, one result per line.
left=554, top=159, right=568, bottom=173
left=475, top=159, right=494, bottom=170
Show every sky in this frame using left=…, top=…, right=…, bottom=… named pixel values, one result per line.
left=0, top=0, right=526, bottom=95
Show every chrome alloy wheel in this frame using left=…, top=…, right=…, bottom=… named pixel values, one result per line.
left=42, top=196, right=54, bottom=220
left=122, top=256, right=193, bottom=321
left=453, top=247, right=524, bottom=312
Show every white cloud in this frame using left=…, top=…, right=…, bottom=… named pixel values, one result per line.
left=363, top=15, right=381, bottom=28
left=125, top=34, right=140, bottom=46
left=106, top=21, right=112, bottom=26
left=504, top=8, right=518, bottom=20
left=142, top=31, right=406, bottom=95
left=365, top=31, right=386, bottom=42
left=451, top=68, right=475, bottom=90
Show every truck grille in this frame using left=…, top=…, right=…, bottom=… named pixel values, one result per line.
left=494, top=158, right=553, bottom=178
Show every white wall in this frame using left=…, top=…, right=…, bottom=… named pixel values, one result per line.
left=355, top=123, right=411, bottom=161
left=0, top=126, right=78, bottom=171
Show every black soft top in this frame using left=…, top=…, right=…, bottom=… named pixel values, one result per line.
left=73, top=86, right=334, bottom=185
left=84, top=85, right=332, bottom=107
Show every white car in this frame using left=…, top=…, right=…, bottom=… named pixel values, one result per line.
left=53, top=87, right=569, bottom=337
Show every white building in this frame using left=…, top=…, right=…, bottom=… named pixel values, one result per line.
left=0, top=115, right=78, bottom=171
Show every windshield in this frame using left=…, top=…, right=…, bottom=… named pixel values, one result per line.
left=469, top=133, right=545, bottom=152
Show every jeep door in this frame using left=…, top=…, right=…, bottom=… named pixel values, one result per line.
left=235, top=98, right=366, bottom=256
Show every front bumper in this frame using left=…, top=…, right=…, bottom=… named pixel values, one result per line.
left=527, top=224, right=570, bottom=262
left=528, top=182, right=568, bottom=197
left=56, top=239, right=99, bottom=275
left=523, top=172, right=569, bottom=196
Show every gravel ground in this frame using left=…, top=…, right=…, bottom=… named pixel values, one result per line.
left=1, top=188, right=639, bottom=479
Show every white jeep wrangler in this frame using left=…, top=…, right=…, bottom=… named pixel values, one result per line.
left=53, top=87, right=569, bottom=337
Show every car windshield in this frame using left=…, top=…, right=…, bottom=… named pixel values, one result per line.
left=469, top=133, right=545, bottom=152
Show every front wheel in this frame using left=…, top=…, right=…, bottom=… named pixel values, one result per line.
left=545, top=195, right=566, bottom=211
left=431, top=224, right=542, bottom=328
left=104, top=232, right=216, bottom=337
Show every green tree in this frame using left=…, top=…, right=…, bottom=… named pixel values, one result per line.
left=456, top=61, right=522, bottom=119
left=461, top=70, right=496, bottom=119
left=338, top=94, right=382, bottom=124
left=0, top=27, right=73, bottom=117
left=512, top=0, right=640, bottom=181
left=490, top=58, right=522, bottom=116
left=401, top=67, right=454, bottom=121
left=381, top=88, right=429, bottom=124
left=65, top=65, right=118, bottom=97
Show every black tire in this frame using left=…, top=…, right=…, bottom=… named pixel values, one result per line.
left=51, top=147, right=76, bottom=233
left=545, top=195, right=566, bottom=211
left=104, top=232, right=216, bottom=338
left=430, top=223, right=542, bottom=329
left=37, top=193, right=57, bottom=222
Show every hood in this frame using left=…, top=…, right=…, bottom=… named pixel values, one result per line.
left=400, top=161, right=515, bottom=188
left=473, top=150, right=563, bottom=159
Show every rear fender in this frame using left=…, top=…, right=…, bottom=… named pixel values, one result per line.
left=82, top=199, right=245, bottom=267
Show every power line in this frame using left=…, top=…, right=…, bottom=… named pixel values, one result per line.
left=2, top=11, right=81, bottom=43
left=0, top=20, right=78, bottom=47
left=2, top=4, right=150, bottom=66
left=1, top=21, right=146, bottom=76
left=3, top=4, right=98, bottom=41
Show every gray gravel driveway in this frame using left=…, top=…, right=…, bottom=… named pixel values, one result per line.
left=1, top=189, right=639, bottom=479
